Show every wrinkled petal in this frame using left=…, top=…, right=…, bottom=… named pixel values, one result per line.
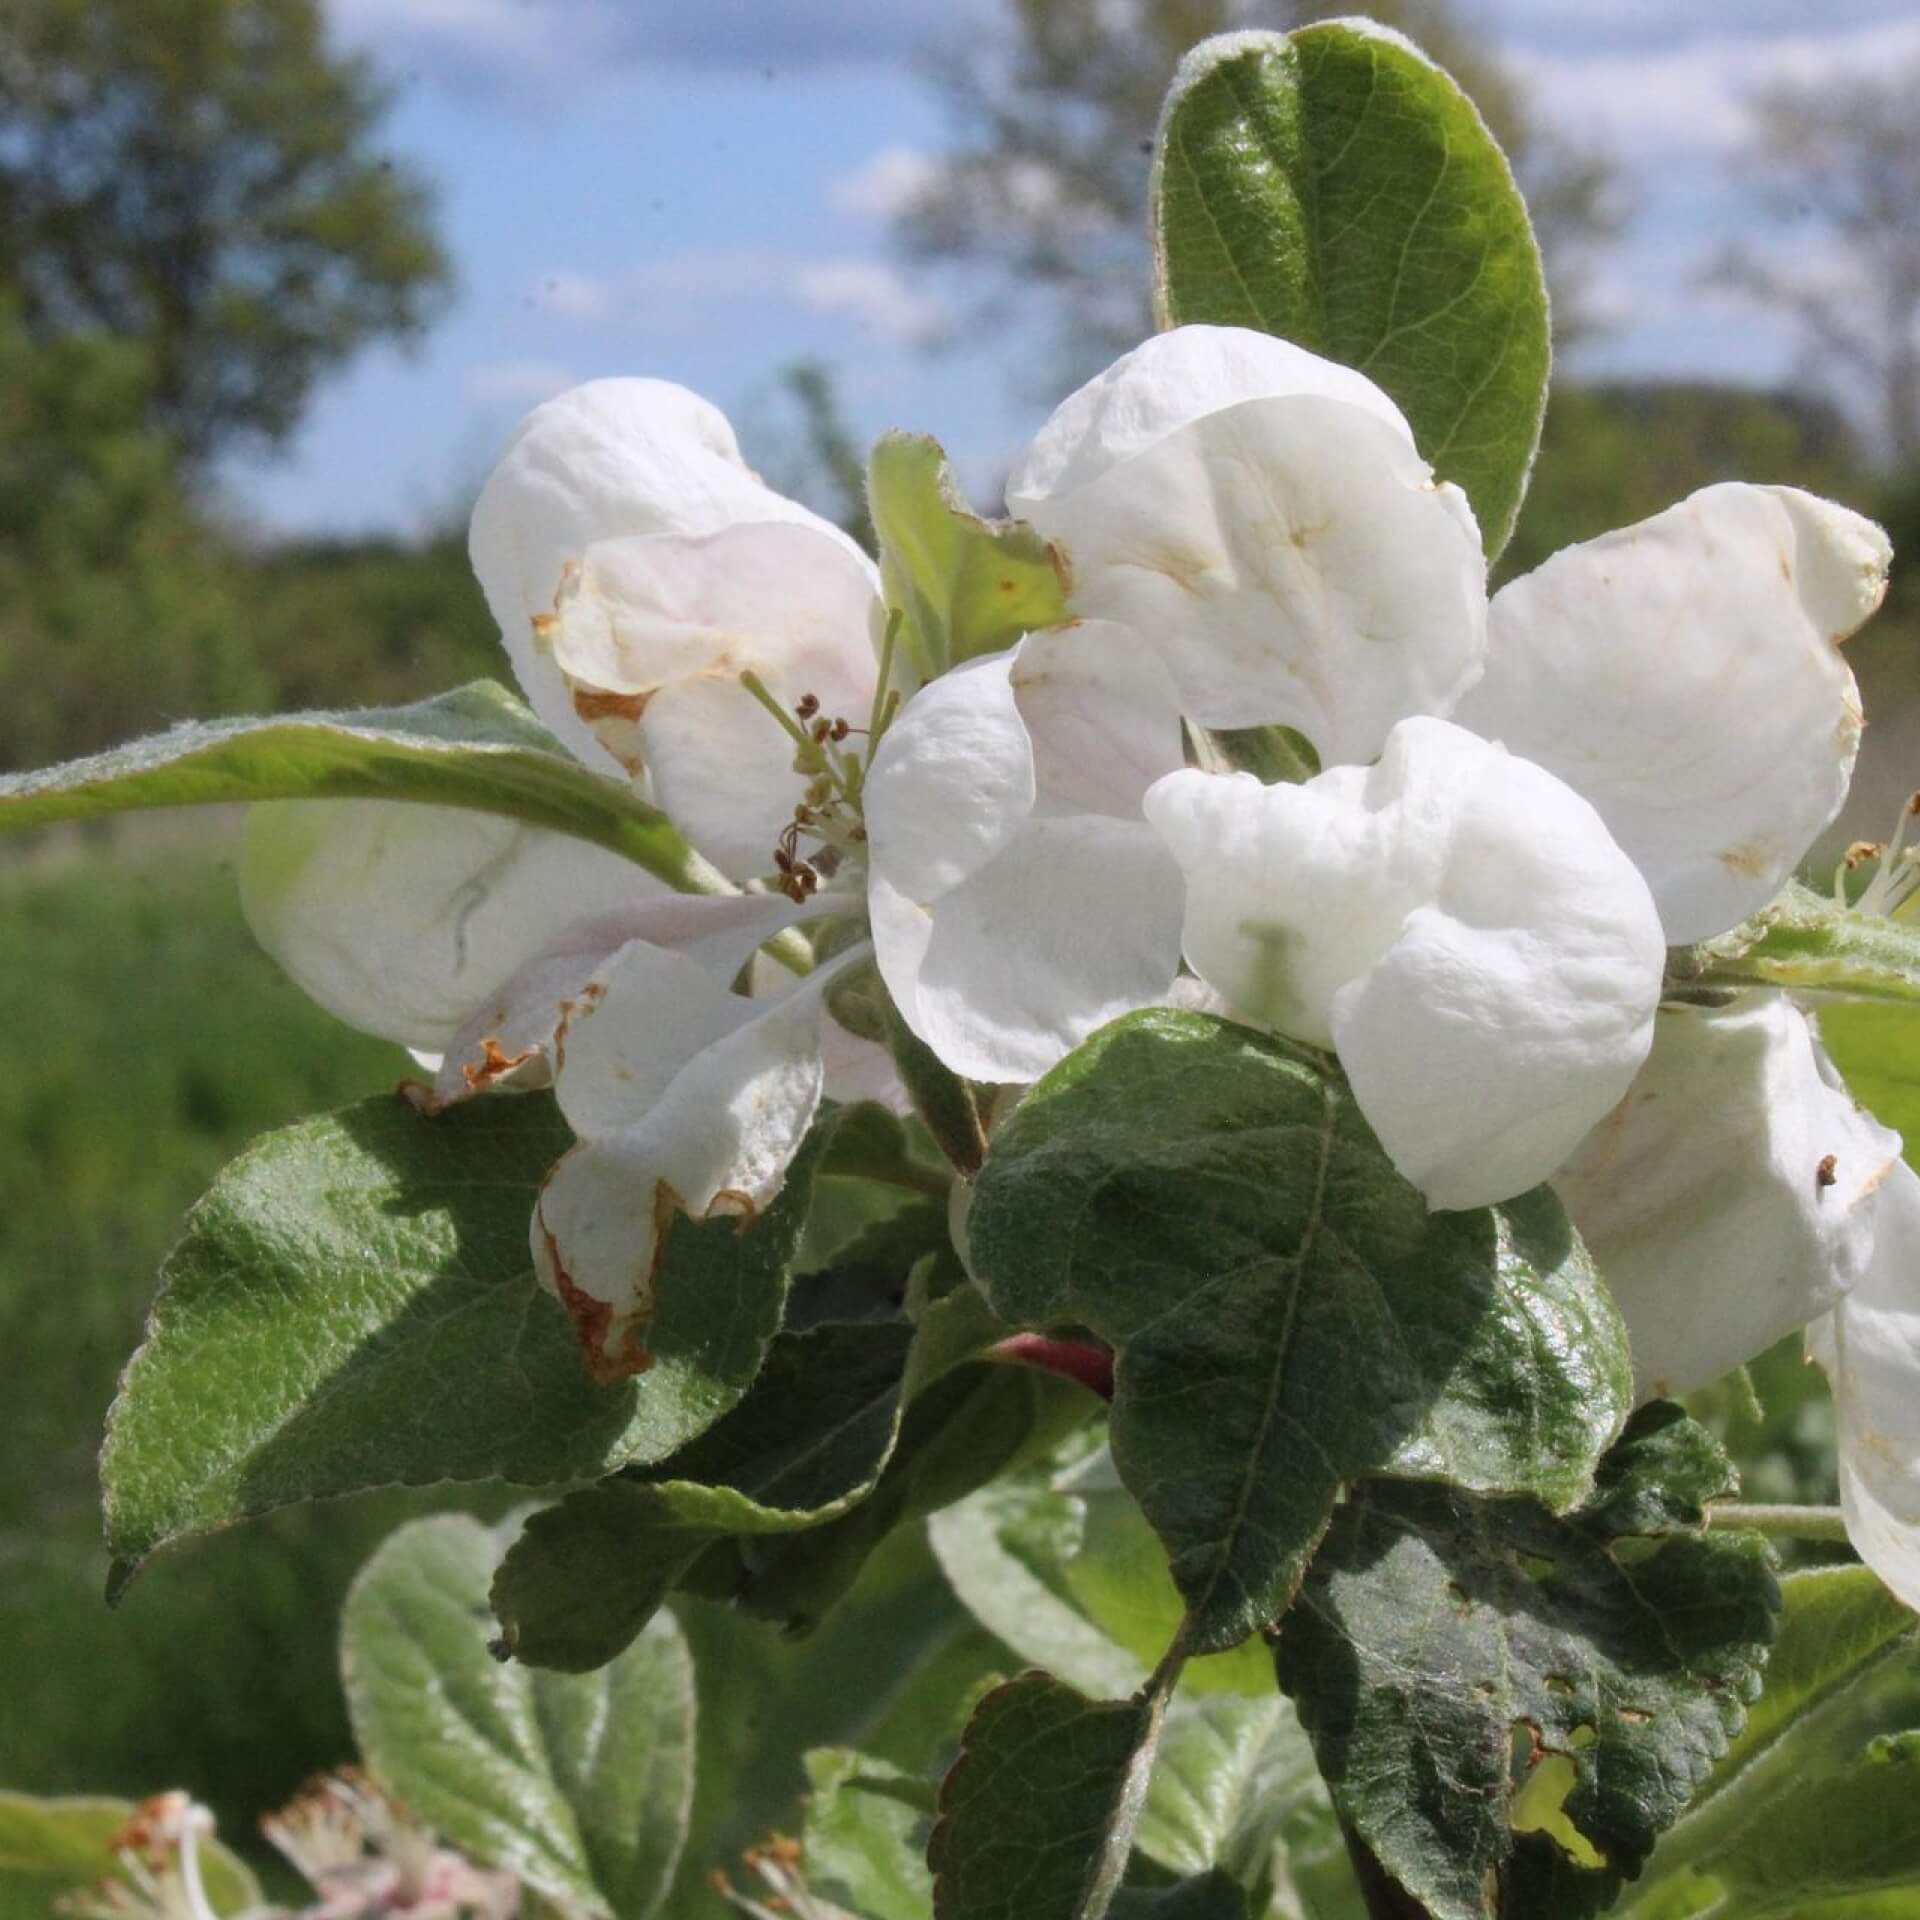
left=532, top=996, right=826, bottom=1380
left=433, top=891, right=808, bottom=1114
left=1556, top=997, right=1901, bottom=1397
left=1459, top=484, right=1890, bottom=943
left=1009, top=332, right=1485, bottom=766
left=1812, top=1159, right=1920, bottom=1610
left=1146, top=717, right=1666, bottom=1209
left=867, top=623, right=1186, bottom=1082
left=532, top=945, right=859, bottom=1379
left=469, top=378, right=865, bottom=769
left=1008, top=324, right=1417, bottom=501
left=239, top=798, right=667, bottom=1052
left=874, top=816, right=1186, bottom=1083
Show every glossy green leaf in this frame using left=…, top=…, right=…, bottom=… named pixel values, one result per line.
left=0, top=680, right=723, bottom=893
left=968, top=1010, right=1632, bottom=1653
left=1151, top=24, right=1550, bottom=556
left=341, top=1514, right=695, bottom=1920
left=802, top=1749, right=936, bottom=1920
left=1273, top=1405, right=1781, bottom=1920
left=0, top=1794, right=260, bottom=1920
left=868, top=431, right=1070, bottom=675
left=931, top=1667, right=1181, bottom=1920
left=103, top=1095, right=825, bottom=1591
left=496, top=1289, right=1090, bottom=1670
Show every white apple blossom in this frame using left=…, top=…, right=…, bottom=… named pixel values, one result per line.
left=913, top=323, right=1890, bottom=1219
left=1007, top=325, right=1487, bottom=767
left=863, top=620, right=1187, bottom=1083
left=241, top=377, right=903, bottom=1376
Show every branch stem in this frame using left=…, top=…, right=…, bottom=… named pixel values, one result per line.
left=1707, top=1502, right=1851, bottom=1543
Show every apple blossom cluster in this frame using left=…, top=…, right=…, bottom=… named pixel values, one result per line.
left=57, top=1781, right=517, bottom=1920
left=240, top=323, right=1916, bottom=1607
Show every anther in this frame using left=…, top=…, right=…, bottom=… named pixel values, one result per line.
left=795, top=693, right=820, bottom=721
left=1817, top=1153, right=1839, bottom=1188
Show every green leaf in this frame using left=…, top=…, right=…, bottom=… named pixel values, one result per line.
left=931, top=1445, right=1274, bottom=1698
left=493, top=1317, right=919, bottom=1671
left=1151, top=24, right=1551, bottom=556
left=1673, top=1733, right=1920, bottom=1919
left=802, top=1749, right=937, bottom=1920
left=103, top=1094, right=825, bottom=1591
left=0, top=1794, right=260, bottom=1920
left=1626, top=1567, right=1920, bottom=1914
left=497, top=1287, right=1091, bottom=1670
left=1820, top=1000, right=1920, bottom=1144
left=967, top=1010, right=1632, bottom=1653
left=930, top=1666, right=1183, bottom=1920
left=868, top=431, right=1070, bottom=675
left=1272, top=1405, right=1781, bottom=1920
left=341, top=1513, right=695, bottom=1920
left=0, top=679, right=723, bottom=893
left=1111, top=1870, right=1250, bottom=1919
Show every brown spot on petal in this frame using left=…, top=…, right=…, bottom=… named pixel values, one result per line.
left=1716, top=839, right=1776, bottom=878
left=572, top=686, right=652, bottom=725
left=540, top=1217, right=656, bottom=1384
left=550, top=979, right=607, bottom=1079
left=1817, top=1153, right=1840, bottom=1189
left=462, top=1035, right=539, bottom=1093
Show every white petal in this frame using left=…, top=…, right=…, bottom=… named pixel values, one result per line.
left=433, top=892, right=806, bottom=1111
left=1556, top=997, right=1902, bottom=1397
left=547, top=519, right=881, bottom=701
left=866, top=626, right=1187, bottom=1082
left=864, top=654, right=1036, bottom=899
left=1007, top=324, right=1416, bottom=507
left=239, top=799, right=666, bottom=1052
left=882, top=816, right=1186, bottom=1083
left=1015, top=394, right=1485, bottom=765
left=548, top=898, right=819, bottom=1138
left=1461, top=484, right=1889, bottom=943
left=1813, top=1159, right=1920, bottom=1610
left=468, top=378, right=865, bottom=770
left=1011, top=620, right=1186, bottom=817
left=1146, top=718, right=1666, bottom=1209
left=532, top=994, right=825, bottom=1380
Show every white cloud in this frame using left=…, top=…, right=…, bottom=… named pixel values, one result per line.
left=793, top=261, right=945, bottom=344
left=1509, top=15, right=1920, bottom=156
left=615, top=251, right=944, bottom=345
left=830, top=145, right=942, bottom=220
left=464, top=359, right=577, bottom=404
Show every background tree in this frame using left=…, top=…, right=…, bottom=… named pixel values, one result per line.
left=897, top=0, right=1624, bottom=394
left=0, top=0, right=451, bottom=465
left=1712, top=57, right=1920, bottom=464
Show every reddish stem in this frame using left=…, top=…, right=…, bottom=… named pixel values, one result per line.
left=990, top=1333, right=1115, bottom=1401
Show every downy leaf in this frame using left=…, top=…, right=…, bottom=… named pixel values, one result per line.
left=103, top=1095, right=825, bottom=1591
left=341, top=1513, right=694, bottom=1920
left=0, top=680, right=721, bottom=893
left=1152, top=24, right=1550, bottom=556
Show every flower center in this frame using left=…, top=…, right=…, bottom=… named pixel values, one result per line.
left=1837, top=790, right=1920, bottom=918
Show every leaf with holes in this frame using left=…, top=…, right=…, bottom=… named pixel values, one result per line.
left=967, top=1010, right=1631, bottom=1653
left=1152, top=23, right=1550, bottom=556
left=103, top=1095, right=826, bottom=1591
left=341, top=1514, right=694, bottom=1920
left=1272, top=1404, right=1781, bottom=1920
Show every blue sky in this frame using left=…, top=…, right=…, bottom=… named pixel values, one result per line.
left=220, top=0, right=1920, bottom=538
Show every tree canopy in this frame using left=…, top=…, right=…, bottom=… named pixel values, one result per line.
left=0, top=0, right=451, bottom=464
